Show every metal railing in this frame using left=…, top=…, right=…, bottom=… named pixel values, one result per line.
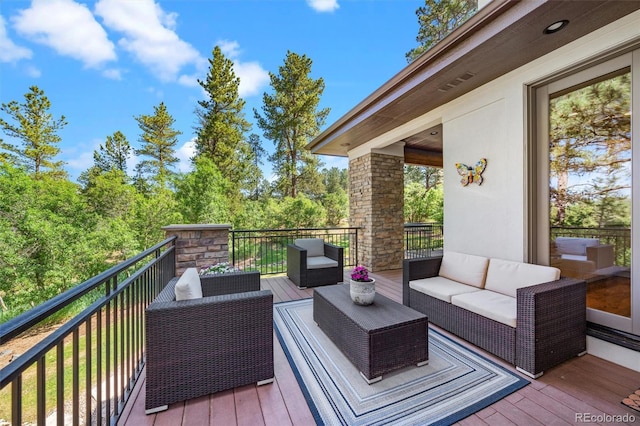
left=404, top=223, right=444, bottom=259
left=0, top=237, right=176, bottom=426
left=231, top=227, right=358, bottom=275
left=551, top=226, right=631, bottom=267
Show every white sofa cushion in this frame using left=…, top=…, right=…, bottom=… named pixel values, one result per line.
left=409, top=276, right=482, bottom=303
left=175, top=268, right=203, bottom=301
left=438, top=251, right=489, bottom=288
left=452, top=290, right=517, bottom=328
left=484, top=258, right=560, bottom=298
left=307, top=256, right=339, bottom=269
left=555, top=237, right=599, bottom=256
left=295, top=238, right=325, bottom=257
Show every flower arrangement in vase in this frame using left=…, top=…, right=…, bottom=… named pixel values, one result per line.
left=349, top=265, right=375, bottom=305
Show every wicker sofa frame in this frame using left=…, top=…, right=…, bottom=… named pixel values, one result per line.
left=403, top=257, right=587, bottom=378
left=145, top=271, right=274, bottom=413
left=287, top=242, right=344, bottom=288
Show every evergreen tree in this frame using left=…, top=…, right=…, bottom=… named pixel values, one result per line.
left=404, top=165, right=442, bottom=190
left=406, top=0, right=477, bottom=63
left=254, top=51, right=329, bottom=198
left=134, top=102, right=180, bottom=188
left=549, top=73, right=631, bottom=226
left=245, top=133, right=267, bottom=200
left=94, top=130, right=132, bottom=175
left=195, top=46, right=251, bottom=186
left=0, top=86, right=67, bottom=178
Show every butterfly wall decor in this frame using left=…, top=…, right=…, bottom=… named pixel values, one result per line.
left=455, top=158, right=487, bottom=186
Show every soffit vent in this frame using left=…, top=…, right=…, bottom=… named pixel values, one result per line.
left=437, top=71, right=476, bottom=92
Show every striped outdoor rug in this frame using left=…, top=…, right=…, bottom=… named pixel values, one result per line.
left=274, top=298, right=529, bottom=426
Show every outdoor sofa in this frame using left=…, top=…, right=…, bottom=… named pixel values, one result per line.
left=403, top=251, right=587, bottom=378
left=287, top=238, right=344, bottom=288
left=145, top=269, right=274, bottom=414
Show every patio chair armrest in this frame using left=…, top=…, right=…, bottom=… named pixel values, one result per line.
left=516, top=278, right=586, bottom=376
left=402, top=256, right=442, bottom=305
left=287, top=243, right=307, bottom=282
left=200, top=271, right=261, bottom=296
left=323, top=243, right=344, bottom=267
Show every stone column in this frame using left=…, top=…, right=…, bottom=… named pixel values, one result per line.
left=162, top=224, right=231, bottom=277
left=349, top=150, right=404, bottom=271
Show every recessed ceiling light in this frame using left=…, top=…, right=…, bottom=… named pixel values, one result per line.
left=544, top=20, right=569, bottom=34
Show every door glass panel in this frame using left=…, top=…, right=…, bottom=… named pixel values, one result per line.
left=548, top=69, right=631, bottom=318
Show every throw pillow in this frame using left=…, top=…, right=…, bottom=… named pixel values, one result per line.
left=175, top=267, right=203, bottom=301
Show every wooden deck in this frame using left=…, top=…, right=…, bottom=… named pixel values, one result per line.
left=118, top=270, right=640, bottom=425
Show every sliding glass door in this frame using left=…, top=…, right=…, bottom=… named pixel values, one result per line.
left=535, top=53, right=638, bottom=334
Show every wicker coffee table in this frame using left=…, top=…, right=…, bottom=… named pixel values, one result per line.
left=313, top=284, right=428, bottom=384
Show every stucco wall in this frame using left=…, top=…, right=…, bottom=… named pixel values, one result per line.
left=364, top=9, right=640, bottom=262
left=442, top=9, right=640, bottom=261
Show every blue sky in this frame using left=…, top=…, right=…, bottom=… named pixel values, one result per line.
left=1, top=0, right=421, bottom=182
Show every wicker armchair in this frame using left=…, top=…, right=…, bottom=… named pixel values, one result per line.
left=145, top=271, right=274, bottom=414
left=287, top=238, right=344, bottom=288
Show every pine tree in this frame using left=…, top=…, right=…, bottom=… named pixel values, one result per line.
left=94, top=130, right=132, bottom=175
left=254, top=51, right=329, bottom=198
left=134, top=102, right=180, bottom=188
left=406, top=0, right=477, bottom=63
left=245, top=133, right=267, bottom=200
left=195, top=46, right=251, bottom=185
left=0, top=86, right=67, bottom=178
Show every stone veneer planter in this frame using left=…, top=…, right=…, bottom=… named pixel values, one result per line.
left=162, top=224, right=231, bottom=277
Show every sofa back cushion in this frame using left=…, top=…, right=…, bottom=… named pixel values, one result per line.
left=555, top=237, right=599, bottom=256
left=295, top=238, right=325, bottom=257
left=484, top=258, right=560, bottom=298
left=438, top=251, right=489, bottom=288
left=175, top=268, right=203, bottom=301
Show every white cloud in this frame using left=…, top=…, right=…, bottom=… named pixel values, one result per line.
left=176, top=139, right=196, bottom=173
left=234, top=61, right=270, bottom=97
left=215, top=39, right=269, bottom=98
left=126, top=152, right=139, bottom=175
left=95, top=0, right=201, bottom=82
left=0, top=15, right=32, bottom=62
left=307, top=0, right=339, bottom=13
left=218, top=40, right=241, bottom=58
left=102, top=68, right=122, bottom=80
left=25, top=65, right=41, bottom=78
left=12, top=0, right=116, bottom=68
left=177, top=73, right=200, bottom=88
left=65, top=146, right=96, bottom=172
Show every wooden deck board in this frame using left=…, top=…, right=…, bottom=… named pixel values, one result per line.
left=118, top=269, right=640, bottom=426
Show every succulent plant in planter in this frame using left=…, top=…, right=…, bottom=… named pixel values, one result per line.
left=349, top=265, right=375, bottom=305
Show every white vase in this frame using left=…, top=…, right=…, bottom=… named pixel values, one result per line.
left=349, top=279, right=376, bottom=305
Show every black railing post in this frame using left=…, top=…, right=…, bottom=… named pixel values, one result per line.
left=231, top=229, right=236, bottom=268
